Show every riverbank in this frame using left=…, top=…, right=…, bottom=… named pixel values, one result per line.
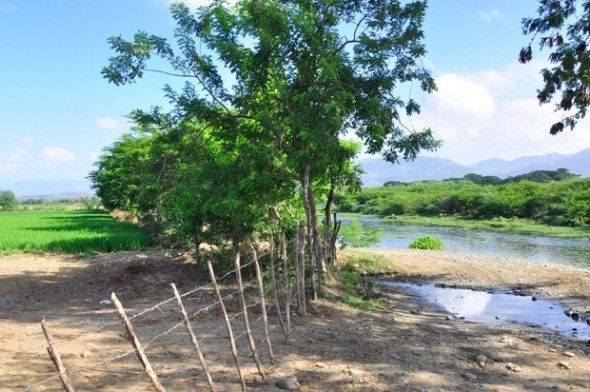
left=341, top=248, right=590, bottom=314
left=341, top=213, right=590, bottom=239
left=2, top=250, right=590, bottom=391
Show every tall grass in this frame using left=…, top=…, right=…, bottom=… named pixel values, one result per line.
left=0, top=210, right=151, bottom=254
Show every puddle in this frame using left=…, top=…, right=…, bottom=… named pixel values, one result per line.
left=380, top=281, right=590, bottom=340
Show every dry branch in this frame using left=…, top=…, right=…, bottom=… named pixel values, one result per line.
left=269, top=235, right=288, bottom=340
left=206, top=260, right=246, bottom=392
left=233, top=249, right=266, bottom=380
left=41, top=319, right=76, bottom=392
left=251, top=245, right=274, bottom=362
left=111, top=293, right=167, bottom=392
left=171, top=283, right=215, bottom=391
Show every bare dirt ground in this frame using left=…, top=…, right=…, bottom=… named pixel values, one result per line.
left=1, top=249, right=589, bottom=391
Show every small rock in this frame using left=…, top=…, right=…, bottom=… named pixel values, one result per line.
left=475, top=355, right=487, bottom=368
left=557, top=361, right=571, bottom=369
left=548, top=348, right=558, bottom=353
left=531, top=296, right=537, bottom=301
left=99, top=299, right=112, bottom=306
left=80, top=351, right=93, bottom=358
left=315, top=362, right=326, bottom=369
left=460, top=372, right=478, bottom=381
left=446, top=315, right=454, bottom=320
left=562, top=351, right=576, bottom=357
left=276, top=377, right=300, bottom=391
left=506, top=362, right=522, bottom=372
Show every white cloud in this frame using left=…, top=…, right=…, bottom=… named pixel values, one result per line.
left=416, top=62, right=590, bottom=164
left=0, top=3, right=17, bottom=13
left=478, top=8, right=501, bottom=22
left=41, top=147, right=76, bottom=164
left=8, top=148, right=26, bottom=163
left=95, top=117, right=122, bottom=132
left=432, top=73, right=496, bottom=119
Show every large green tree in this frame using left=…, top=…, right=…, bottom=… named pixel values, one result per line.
left=99, top=0, right=438, bottom=274
left=520, top=0, right=590, bottom=134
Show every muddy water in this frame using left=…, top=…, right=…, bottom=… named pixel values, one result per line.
left=381, top=281, right=590, bottom=340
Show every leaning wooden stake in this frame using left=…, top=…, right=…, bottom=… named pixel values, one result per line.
left=280, top=233, right=291, bottom=335
left=269, top=235, right=288, bottom=340
left=296, top=221, right=307, bottom=316
left=111, top=293, right=166, bottom=392
left=41, top=319, right=76, bottom=392
left=233, top=248, right=266, bottom=380
left=171, top=283, right=215, bottom=392
left=206, top=260, right=246, bottom=392
left=251, top=245, right=274, bottom=362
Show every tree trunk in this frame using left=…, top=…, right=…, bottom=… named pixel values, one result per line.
left=301, top=166, right=320, bottom=299
left=295, top=221, right=307, bottom=315
left=323, top=183, right=335, bottom=266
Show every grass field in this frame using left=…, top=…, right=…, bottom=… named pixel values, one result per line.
left=0, top=210, right=151, bottom=254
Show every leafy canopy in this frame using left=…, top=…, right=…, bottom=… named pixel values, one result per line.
left=520, top=0, right=590, bottom=134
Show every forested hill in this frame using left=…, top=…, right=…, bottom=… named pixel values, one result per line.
left=337, top=172, right=590, bottom=228
left=360, top=148, right=590, bottom=186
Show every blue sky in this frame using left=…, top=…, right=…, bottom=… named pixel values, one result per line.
left=1, top=0, right=589, bottom=183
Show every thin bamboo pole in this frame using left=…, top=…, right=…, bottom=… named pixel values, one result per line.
left=296, top=221, right=307, bottom=316
left=41, top=319, right=76, bottom=392
left=269, top=235, right=288, bottom=339
left=280, top=233, right=291, bottom=335
left=111, top=293, right=166, bottom=392
left=206, top=260, right=246, bottom=392
left=233, top=248, right=266, bottom=380
left=251, top=245, right=274, bottom=362
left=170, top=283, right=215, bottom=392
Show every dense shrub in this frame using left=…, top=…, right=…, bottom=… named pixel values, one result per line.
left=409, top=236, right=444, bottom=250
left=336, top=177, right=590, bottom=227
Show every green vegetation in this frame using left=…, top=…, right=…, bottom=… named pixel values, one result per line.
left=0, top=190, right=17, bottom=211
left=92, top=0, right=439, bottom=281
left=409, top=235, right=444, bottom=250
left=442, top=168, right=578, bottom=185
left=390, top=215, right=590, bottom=239
left=339, top=219, right=381, bottom=248
left=332, top=253, right=391, bottom=311
left=520, top=1, right=590, bottom=133
left=337, top=176, right=590, bottom=231
left=0, top=210, right=150, bottom=254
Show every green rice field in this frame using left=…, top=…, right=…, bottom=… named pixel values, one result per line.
left=0, top=210, right=151, bottom=254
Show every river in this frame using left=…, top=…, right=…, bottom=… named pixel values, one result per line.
left=341, top=215, right=590, bottom=268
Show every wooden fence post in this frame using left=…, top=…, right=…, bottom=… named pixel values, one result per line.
left=269, top=235, right=288, bottom=340
left=170, top=283, right=215, bottom=392
left=111, top=293, right=167, bottom=392
left=251, top=245, right=274, bottom=362
left=296, top=221, right=307, bottom=316
left=206, top=260, right=246, bottom=392
left=41, top=319, right=76, bottom=392
left=280, top=233, right=291, bottom=336
left=233, top=248, right=266, bottom=380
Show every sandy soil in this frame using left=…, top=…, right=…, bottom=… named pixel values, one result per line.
left=1, top=249, right=589, bottom=391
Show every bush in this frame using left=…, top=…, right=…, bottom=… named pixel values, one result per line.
left=0, top=190, right=17, bottom=211
left=339, top=219, right=381, bottom=248
left=409, top=235, right=444, bottom=250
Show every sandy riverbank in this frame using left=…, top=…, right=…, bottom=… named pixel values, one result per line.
left=1, top=250, right=589, bottom=391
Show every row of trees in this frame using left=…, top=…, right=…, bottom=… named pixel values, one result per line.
left=91, top=0, right=439, bottom=291
left=338, top=177, right=590, bottom=226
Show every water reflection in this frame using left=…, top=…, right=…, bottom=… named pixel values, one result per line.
left=381, top=282, right=590, bottom=340
left=341, top=215, right=590, bottom=268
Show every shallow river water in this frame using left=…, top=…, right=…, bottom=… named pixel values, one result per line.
left=380, top=282, right=590, bottom=340
left=342, top=215, right=590, bottom=268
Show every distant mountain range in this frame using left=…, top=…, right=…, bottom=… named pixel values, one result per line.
left=360, top=148, right=590, bottom=187
left=1, top=148, right=588, bottom=196
left=0, top=179, right=93, bottom=200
